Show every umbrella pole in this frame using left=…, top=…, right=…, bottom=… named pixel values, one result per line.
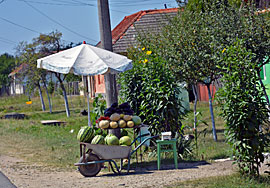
left=85, top=76, right=92, bottom=127
left=87, top=92, right=92, bottom=127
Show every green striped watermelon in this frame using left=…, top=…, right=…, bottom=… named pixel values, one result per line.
left=77, top=126, right=95, bottom=143
left=91, top=135, right=105, bottom=145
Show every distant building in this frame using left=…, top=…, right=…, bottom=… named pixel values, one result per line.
left=92, top=7, right=214, bottom=102
left=91, top=8, right=179, bottom=97
left=8, top=63, right=28, bottom=95
left=8, top=63, right=80, bottom=96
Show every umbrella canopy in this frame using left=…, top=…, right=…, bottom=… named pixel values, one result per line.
left=37, top=43, right=132, bottom=127
left=37, top=43, right=132, bottom=75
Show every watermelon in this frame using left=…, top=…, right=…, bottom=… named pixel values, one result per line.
left=105, top=134, right=119, bottom=145
left=77, top=126, right=88, bottom=140
left=77, top=126, right=95, bottom=143
left=119, top=136, right=132, bottom=146
left=91, top=135, right=105, bottom=145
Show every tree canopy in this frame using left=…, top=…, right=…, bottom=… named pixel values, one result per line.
left=16, top=30, right=77, bottom=115
left=0, top=53, right=16, bottom=91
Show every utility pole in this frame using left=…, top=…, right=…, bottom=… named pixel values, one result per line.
left=97, top=0, right=120, bottom=137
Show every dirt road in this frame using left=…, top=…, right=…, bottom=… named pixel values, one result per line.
left=0, top=154, right=236, bottom=188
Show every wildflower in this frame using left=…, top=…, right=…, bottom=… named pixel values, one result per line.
left=142, top=47, right=145, bottom=51
left=222, top=48, right=226, bottom=53
left=143, top=59, right=148, bottom=63
left=146, top=50, right=152, bottom=55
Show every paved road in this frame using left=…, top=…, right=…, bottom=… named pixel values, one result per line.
left=0, top=171, right=16, bottom=188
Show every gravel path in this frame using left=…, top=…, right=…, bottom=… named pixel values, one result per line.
left=0, top=154, right=237, bottom=188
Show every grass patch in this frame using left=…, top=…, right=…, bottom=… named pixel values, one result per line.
left=168, top=174, right=270, bottom=188
left=0, top=95, right=232, bottom=170
left=182, top=102, right=232, bottom=161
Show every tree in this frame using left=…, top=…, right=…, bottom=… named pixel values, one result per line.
left=159, top=1, right=233, bottom=141
left=16, top=31, right=74, bottom=116
left=119, top=43, right=185, bottom=136
left=33, top=31, right=66, bottom=115
left=33, top=31, right=76, bottom=117
left=172, top=0, right=270, bottom=175
left=0, top=53, right=15, bottom=95
left=157, top=0, right=270, bottom=142
left=176, top=0, right=188, bottom=6
left=218, top=40, right=270, bottom=176
left=17, top=42, right=47, bottom=111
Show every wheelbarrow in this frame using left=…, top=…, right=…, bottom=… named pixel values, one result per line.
left=74, top=133, right=158, bottom=177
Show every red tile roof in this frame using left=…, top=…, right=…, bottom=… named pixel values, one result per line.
left=9, top=63, right=28, bottom=77
left=97, top=8, right=179, bottom=47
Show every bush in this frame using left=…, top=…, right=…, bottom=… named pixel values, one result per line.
left=119, top=46, right=185, bottom=136
left=218, top=40, right=270, bottom=176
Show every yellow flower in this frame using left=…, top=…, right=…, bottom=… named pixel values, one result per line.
left=222, top=48, right=226, bottom=53
left=26, top=101, right=32, bottom=104
left=146, top=50, right=152, bottom=55
left=143, top=59, right=148, bottom=63
left=142, top=47, right=145, bottom=51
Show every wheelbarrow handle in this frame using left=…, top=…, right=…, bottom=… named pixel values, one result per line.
left=131, top=133, right=151, bottom=145
left=130, top=135, right=159, bottom=157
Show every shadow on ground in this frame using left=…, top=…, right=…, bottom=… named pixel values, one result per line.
left=97, top=160, right=210, bottom=177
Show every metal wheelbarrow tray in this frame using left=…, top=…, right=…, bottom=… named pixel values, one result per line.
left=74, top=133, right=157, bottom=177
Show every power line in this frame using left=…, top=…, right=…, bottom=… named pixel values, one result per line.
left=23, top=0, right=98, bottom=42
left=0, top=16, right=40, bottom=34
left=70, top=0, right=94, bottom=6
left=0, top=16, right=74, bottom=44
left=110, top=2, right=176, bottom=7
left=0, top=39, right=15, bottom=45
left=0, top=37, right=17, bottom=44
left=16, top=0, right=131, bottom=14
left=16, top=0, right=89, bottom=6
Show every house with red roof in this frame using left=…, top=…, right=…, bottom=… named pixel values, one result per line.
left=91, top=8, right=179, bottom=97
left=91, top=7, right=212, bottom=102
left=8, top=63, right=29, bottom=95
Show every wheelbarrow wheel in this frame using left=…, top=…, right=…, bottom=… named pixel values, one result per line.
left=78, top=153, right=101, bottom=177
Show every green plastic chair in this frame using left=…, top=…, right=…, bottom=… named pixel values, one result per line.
left=156, top=139, right=178, bottom=170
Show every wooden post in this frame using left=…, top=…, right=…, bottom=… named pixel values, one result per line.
left=97, top=0, right=120, bottom=138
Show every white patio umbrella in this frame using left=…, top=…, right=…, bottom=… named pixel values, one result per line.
left=37, top=43, right=132, bottom=126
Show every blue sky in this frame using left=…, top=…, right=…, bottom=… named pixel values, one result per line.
left=0, top=0, right=178, bottom=55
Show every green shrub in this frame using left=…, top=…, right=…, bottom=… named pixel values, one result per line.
left=119, top=46, right=185, bottom=136
left=218, top=40, right=270, bottom=176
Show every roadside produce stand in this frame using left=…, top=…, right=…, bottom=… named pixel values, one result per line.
left=36, top=43, right=157, bottom=177
left=74, top=127, right=157, bottom=177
